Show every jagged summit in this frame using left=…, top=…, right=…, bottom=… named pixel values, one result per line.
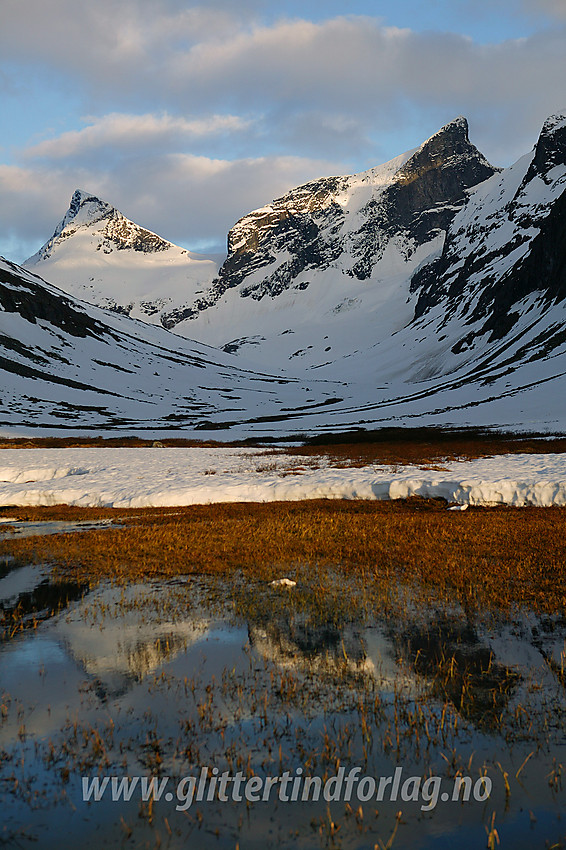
left=26, top=189, right=175, bottom=265
left=527, top=111, right=566, bottom=179
left=540, top=111, right=566, bottom=136
left=417, top=115, right=470, bottom=150
left=410, top=108, right=566, bottom=353
left=397, top=116, right=497, bottom=185
left=431, top=115, right=468, bottom=133
left=159, top=115, right=499, bottom=333
left=64, top=189, right=113, bottom=227
left=23, top=190, right=218, bottom=324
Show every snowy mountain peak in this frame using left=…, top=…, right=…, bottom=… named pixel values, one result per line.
left=410, top=108, right=566, bottom=359
left=527, top=110, right=566, bottom=180
left=26, top=189, right=175, bottom=265
left=423, top=115, right=468, bottom=142
left=158, top=116, right=499, bottom=333
left=67, top=188, right=113, bottom=225
left=23, top=191, right=218, bottom=324
left=540, top=111, right=566, bottom=137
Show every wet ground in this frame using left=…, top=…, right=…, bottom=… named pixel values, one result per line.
left=0, top=517, right=115, bottom=540
left=1, top=552, right=566, bottom=849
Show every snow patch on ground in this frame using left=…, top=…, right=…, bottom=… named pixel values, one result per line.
left=0, top=448, right=565, bottom=508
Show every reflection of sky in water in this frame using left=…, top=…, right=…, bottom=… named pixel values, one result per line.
left=0, top=563, right=49, bottom=604
left=1, top=566, right=566, bottom=849
left=0, top=519, right=113, bottom=541
left=2, top=635, right=67, bottom=673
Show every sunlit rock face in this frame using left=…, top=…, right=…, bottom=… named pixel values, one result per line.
left=167, top=117, right=498, bottom=324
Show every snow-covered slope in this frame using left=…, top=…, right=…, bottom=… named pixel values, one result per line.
left=166, top=117, right=499, bottom=365
left=5, top=112, right=566, bottom=436
left=0, top=257, right=343, bottom=432
left=2, top=252, right=566, bottom=436
left=299, top=112, right=566, bottom=429
left=24, top=190, right=219, bottom=325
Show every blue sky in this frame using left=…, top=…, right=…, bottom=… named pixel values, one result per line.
left=1, top=0, right=565, bottom=262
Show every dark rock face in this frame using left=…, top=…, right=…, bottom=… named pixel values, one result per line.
left=523, top=114, right=566, bottom=185
left=388, top=117, right=497, bottom=235
left=67, top=189, right=88, bottom=219
left=164, top=118, right=499, bottom=326
left=410, top=116, right=566, bottom=348
left=344, top=117, right=497, bottom=281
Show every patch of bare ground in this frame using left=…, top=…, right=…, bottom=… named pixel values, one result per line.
left=288, top=428, right=566, bottom=468
left=0, top=436, right=256, bottom=449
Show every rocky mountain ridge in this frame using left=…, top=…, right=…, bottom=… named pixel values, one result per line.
left=411, top=114, right=566, bottom=335
left=9, top=111, right=566, bottom=435
left=163, top=117, right=498, bottom=327
left=27, top=190, right=174, bottom=262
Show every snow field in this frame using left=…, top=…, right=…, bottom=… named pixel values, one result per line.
left=0, top=448, right=565, bottom=508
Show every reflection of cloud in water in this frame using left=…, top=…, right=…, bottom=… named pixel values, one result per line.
left=0, top=563, right=50, bottom=604
left=0, top=519, right=113, bottom=540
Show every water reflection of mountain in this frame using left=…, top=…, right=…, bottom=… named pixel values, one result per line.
left=245, top=609, right=565, bottom=731
left=248, top=614, right=401, bottom=685
left=1, top=566, right=212, bottom=699
left=6, top=566, right=566, bottom=729
left=250, top=615, right=364, bottom=661
left=389, top=615, right=521, bottom=729
left=56, top=615, right=210, bottom=700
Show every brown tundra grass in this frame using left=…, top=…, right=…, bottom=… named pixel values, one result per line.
left=2, top=427, right=566, bottom=465
left=287, top=431, right=566, bottom=468
left=1, top=499, right=566, bottom=614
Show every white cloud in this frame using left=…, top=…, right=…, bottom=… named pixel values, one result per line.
left=0, top=1, right=252, bottom=96
left=157, top=15, right=565, bottom=165
left=25, top=113, right=253, bottom=160
left=2, top=6, right=564, bottom=124
left=166, top=16, right=565, bottom=114
left=0, top=164, right=83, bottom=259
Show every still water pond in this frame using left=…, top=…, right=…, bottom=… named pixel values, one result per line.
left=1, top=558, right=565, bottom=849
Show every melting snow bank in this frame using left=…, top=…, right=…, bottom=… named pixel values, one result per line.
left=0, top=448, right=565, bottom=508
